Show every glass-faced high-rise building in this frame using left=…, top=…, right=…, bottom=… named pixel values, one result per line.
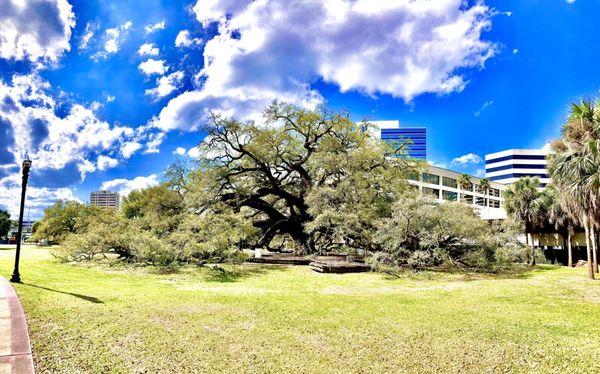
left=371, top=120, right=427, bottom=160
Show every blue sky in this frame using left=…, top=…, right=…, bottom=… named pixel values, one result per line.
left=0, top=0, right=598, bottom=218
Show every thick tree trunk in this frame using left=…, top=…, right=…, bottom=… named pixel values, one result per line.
left=567, top=228, right=573, bottom=268
left=592, top=225, right=598, bottom=273
left=583, top=217, right=595, bottom=280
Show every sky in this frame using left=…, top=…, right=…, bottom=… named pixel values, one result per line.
left=1, top=0, right=599, bottom=219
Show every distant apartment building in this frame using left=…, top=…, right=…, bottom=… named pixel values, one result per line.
left=90, top=190, right=120, bottom=210
left=409, top=165, right=506, bottom=220
left=371, top=120, right=427, bottom=160
left=485, top=148, right=549, bottom=187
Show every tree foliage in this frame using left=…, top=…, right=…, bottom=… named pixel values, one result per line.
left=188, top=102, right=418, bottom=254
left=31, top=201, right=106, bottom=244
left=0, top=209, right=10, bottom=239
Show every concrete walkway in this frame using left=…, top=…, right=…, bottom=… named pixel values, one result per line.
left=0, top=277, right=34, bottom=374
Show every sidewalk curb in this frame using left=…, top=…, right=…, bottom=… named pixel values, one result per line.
left=0, top=277, right=35, bottom=374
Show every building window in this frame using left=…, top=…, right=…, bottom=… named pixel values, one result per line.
left=489, top=188, right=500, bottom=197
left=460, top=194, right=473, bottom=204
left=489, top=199, right=500, bottom=208
left=475, top=196, right=486, bottom=206
left=442, top=177, right=457, bottom=189
left=442, top=190, right=457, bottom=201
left=422, top=173, right=439, bottom=185
left=422, top=187, right=439, bottom=199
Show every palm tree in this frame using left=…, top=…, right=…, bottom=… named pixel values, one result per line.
left=478, top=177, right=491, bottom=218
left=545, top=185, right=574, bottom=267
left=457, top=173, right=472, bottom=204
left=457, top=173, right=472, bottom=191
left=547, top=99, right=600, bottom=279
left=478, top=178, right=490, bottom=196
left=504, top=177, right=544, bottom=265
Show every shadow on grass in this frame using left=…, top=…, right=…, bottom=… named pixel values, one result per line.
left=204, top=264, right=289, bottom=283
left=20, top=283, right=104, bottom=304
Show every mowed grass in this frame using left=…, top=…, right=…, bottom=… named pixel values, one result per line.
left=1, top=245, right=599, bottom=373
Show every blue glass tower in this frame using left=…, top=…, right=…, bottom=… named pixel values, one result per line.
left=380, top=127, right=427, bottom=159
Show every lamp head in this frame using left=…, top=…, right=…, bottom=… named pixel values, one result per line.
left=22, top=155, right=32, bottom=169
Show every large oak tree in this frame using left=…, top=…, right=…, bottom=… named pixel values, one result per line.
left=188, top=102, right=417, bottom=254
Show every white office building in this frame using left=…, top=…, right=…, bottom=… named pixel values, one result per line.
left=485, top=148, right=549, bottom=187
left=410, top=165, right=506, bottom=220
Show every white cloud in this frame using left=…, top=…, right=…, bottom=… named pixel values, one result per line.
left=138, top=59, right=169, bottom=75
left=151, top=0, right=495, bottom=132
left=138, top=43, right=159, bottom=56
left=101, top=174, right=160, bottom=197
left=0, top=0, right=75, bottom=64
left=79, top=22, right=98, bottom=50
left=145, top=21, right=166, bottom=34
left=173, top=147, right=186, bottom=155
left=94, top=21, right=132, bottom=59
left=512, top=48, right=519, bottom=54
left=144, top=132, right=165, bottom=154
left=451, top=153, right=483, bottom=166
left=106, top=94, right=115, bottom=102
left=97, top=155, right=119, bottom=170
left=0, top=174, right=80, bottom=218
left=145, top=71, right=184, bottom=99
left=0, top=74, right=135, bottom=184
left=187, top=146, right=201, bottom=158
left=121, top=141, right=143, bottom=158
left=566, top=0, right=576, bottom=4
left=175, top=30, right=203, bottom=48
left=474, top=100, right=493, bottom=117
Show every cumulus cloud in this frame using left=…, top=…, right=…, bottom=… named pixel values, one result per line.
left=0, top=0, right=75, bottom=64
left=451, top=153, right=483, bottom=166
left=97, top=155, right=119, bottom=170
left=151, top=0, right=495, bottom=132
left=121, top=141, right=143, bottom=158
left=175, top=30, right=203, bottom=48
left=173, top=147, right=186, bottom=155
left=93, top=20, right=132, bottom=59
left=0, top=74, right=135, bottom=185
left=145, top=71, right=184, bottom=99
left=101, top=174, right=159, bottom=197
left=138, top=59, right=169, bottom=75
left=0, top=173, right=80, bottom=218
left=145, top=20, right=166, bottom=34
left=138, top=42, right=159, bottom=56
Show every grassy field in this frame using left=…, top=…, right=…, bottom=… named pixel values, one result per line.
left=1, top=245, right=599, bottom=373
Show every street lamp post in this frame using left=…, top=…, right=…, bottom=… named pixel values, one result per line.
left=10, top=156, right=32, bottom=283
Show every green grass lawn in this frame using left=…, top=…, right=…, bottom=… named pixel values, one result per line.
left=1, top=245, right=599, bottom=373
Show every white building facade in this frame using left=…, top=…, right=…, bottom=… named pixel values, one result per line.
left=409, top=165, right=506, bottom=220
left=485, top=148, right=549, bottom=187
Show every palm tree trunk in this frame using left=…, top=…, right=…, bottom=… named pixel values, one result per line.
left=567, top=227, right=573, bottom=268
left=531, top=232, right=536, bottom=266
left=583, top=217, right=595, bottom=280
left=592, top=225, right=599, bottom=273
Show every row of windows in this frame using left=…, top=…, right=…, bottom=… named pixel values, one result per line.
left=422, top=187, right=501, bottom=207
left=419, top=173, right=501, bottom=196
left=489, top=173, right=549, bottom=181
left=485, top=163, right=547, bottom=173
left=485, top=154, right=546, bottom=164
